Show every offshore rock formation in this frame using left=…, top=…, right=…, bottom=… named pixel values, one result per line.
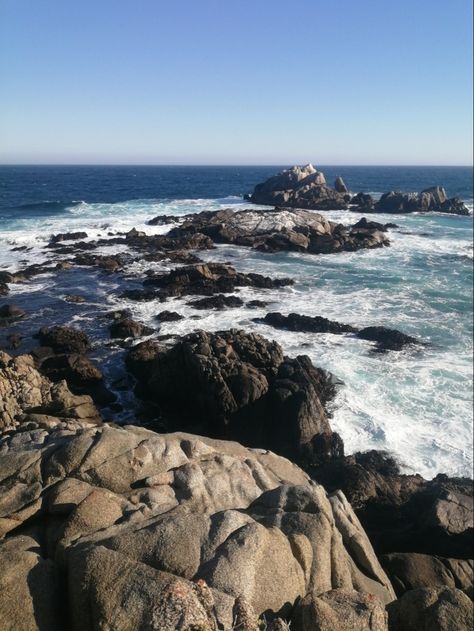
left=247, top=166, right=470, bottom=215
left=247, top=164, right=350, bottom=210
left=168, top=207, right=390, bottom=254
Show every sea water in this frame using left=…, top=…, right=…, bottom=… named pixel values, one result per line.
left=0, top=165, right=472, bottom=479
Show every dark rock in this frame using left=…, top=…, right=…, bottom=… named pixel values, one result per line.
left=125, top=340, right=162, bottom=382
left=126, top=227, right=146, bottom=239
left=380, top=552, right=474, bottom=597
left=120, top=288, right=160, bottom=302
left=387, top=586, right=473, bottom=631
left=357, top=326, right=420, bottom=351
left=375, top=189, right=470, bottom=215
left=147, top=214, right=180, bottom=226
left=334, top=176, right=349, bottom=193
left=143, top=262, right=293, bottom=300
left=0, top=284, right=9, bottom=296
left=50, top=231, right=88, bottom=243
left=246, top=300, right=270, bottom=308
left=0, top=304, right=26, bottom=323
left=350, top=192, right=376, bottom=210
left=260, top=312, right=357, bottom=335
left=352, top=217, right=396, bottom=232
left=155, top=311, right=184, bottom=322
left=109, top=318, right=154, bottom=339
left=37, top=326, right=90, bottom=354
left=6, top=333, right=22, bottom=349
left=311, top=452, right=473, bottom=559
left=133, top=329, right=341, bottom=462
left=188, top=294, right=244, bottom=310
left=40, top=353, right=103, bottom=387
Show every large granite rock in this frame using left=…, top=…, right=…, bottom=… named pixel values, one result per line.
left=130, top=329, right=343, bottom=463
left=168, top=208, right=390, bottom=255
left=248, top=164, right=349, bottom=210
left=0, top=421, right=396, bottom=629
left=0, top=351, right=101, bottom=432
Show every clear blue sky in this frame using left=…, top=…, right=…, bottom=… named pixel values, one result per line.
left=0, top=0, right=472, bottom=165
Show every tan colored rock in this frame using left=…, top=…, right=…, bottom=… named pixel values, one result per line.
left=292, top=589, right=388, bottom=631
left=387, top=586, right=474, bottom=631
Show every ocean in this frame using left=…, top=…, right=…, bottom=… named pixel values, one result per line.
left=0, top=165, right=472, bottom=479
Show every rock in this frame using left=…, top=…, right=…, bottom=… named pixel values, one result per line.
left=356, top=326, right=421, bottom=351
left=64, top=294, right=86, bottom=303
left=375, top=189, right=470, bottom=215
left=155, top=310, right=184, bottom=322
left=0, top=284, right=9, bottom=296
left=138, top=329, right=342, bottom=462
left=147, top=214, right=180, bottom=226
left=292, top=589, right=388, bottom=631
left=125, top=340, right=162, bottom=382
left=380, top=553, right=474, bottom=597
left=311, top=453, right=473, bottom=559
left=248, top=165, right=348, bottom=210
left=0, top=304, right=26, bottom=320
left=169, top=208, right=390, bottom=255
left=246, top=300, right=270, bottom=308
left=50, top=231, right=88, bottom=244
left=0, top=534, right=64, bottom=630
left=6, top=334, right=22, bottom=350
left=352, top=217, right=397, bottom=232
left=0, top=350, right=100, bottom=432
left=37, top=326, right=90, bottom=354
left=109, top=318, right=154, bottom=339
left=0, top=421, right=395, bottom=626
left=40, top=354, right=103, bottom=388
left=259, top=312, right=357, bottom=334
left=143, top=262, right=293, bottom=300
left=387, top=586, right=473, bottom=630
left=126, top=227, right=146, bottom=239
left=188, top=294, right=244, bottom=310
left=334, top=176, right=349, bottom=193
left=350, top=192, right=376, bottom=211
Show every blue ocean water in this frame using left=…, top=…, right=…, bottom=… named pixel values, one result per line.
left=0, top=165, right=472, bottom=478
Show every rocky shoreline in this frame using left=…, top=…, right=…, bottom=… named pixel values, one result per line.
left=246, top=164, right=471, bottom=215
left=0, top=203, right=473, bottom=629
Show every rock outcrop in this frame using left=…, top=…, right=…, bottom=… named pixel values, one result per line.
left=374, top=188, right=470, bottom=215
left=247, top=164, right=349, bottom=210
left=0, top=350, right=101, bottom=432
left=247, top=166, right=470, bottom=215
left=169, top=208, right=390, bottom=254
left=128, top=329, right=343, bottom=463
left=0, top=420, right=395, bottom=629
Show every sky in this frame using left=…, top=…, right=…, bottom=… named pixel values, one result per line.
left=0, top=0, right=473, bottom=165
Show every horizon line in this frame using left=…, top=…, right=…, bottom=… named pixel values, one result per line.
left=0, top=162, right=473, bottom=168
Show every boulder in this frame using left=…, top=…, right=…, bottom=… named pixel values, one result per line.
left=0, top=304, right=26, bottom=323
left=50, top=231, right=88, bottom=244
left=37, top=326, right=90, bottom=354
left=334, top=176, right=349, bottom=193
left=109, top=318, right=153, bottom=339
left=259, top=312, right=357, bottom=334
left=292, top=589, right=388, bottom=631
left=387, top=586, right=473, bottom=630
left=0, top=351, right=100, bottom=432
left=155, top=310, right=184, bottom=322
left=136, top=329, right=342, bottom=462
left=380, top=553, right=473, bottom=597
left=311, top=453, right=473, bottom=559
left=356, top=326, right=421, bottom=351
left=188, top=294, right=244, bottom=310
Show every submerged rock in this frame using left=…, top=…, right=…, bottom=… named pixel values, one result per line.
left=109, top=318, right=154, bottom=339
left=356, top=326, right=420, bottom=351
